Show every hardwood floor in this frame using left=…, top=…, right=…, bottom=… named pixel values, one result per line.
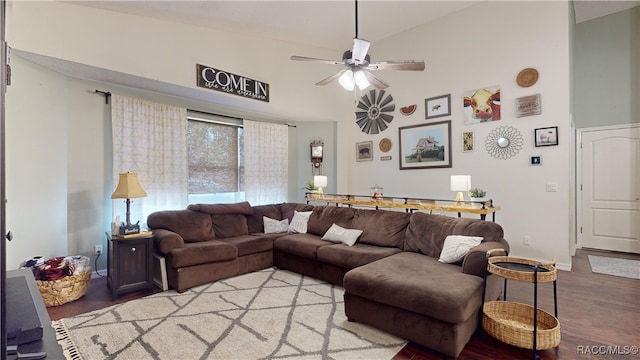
left=47, top=249, right=640, bottom=359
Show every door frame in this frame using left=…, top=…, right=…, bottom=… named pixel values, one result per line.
left=576, top=123, right=640, bottom=251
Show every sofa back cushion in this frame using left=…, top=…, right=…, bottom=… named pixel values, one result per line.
left=147, top=210, right=214, bottom=242
left=404, top=212, right=504, bottom=257
left=246, top=204, right=283, bottom=233
left=307, top=206, right=357, bottom=236
left=212, top=214, right=249, bottom=238
left=187, top=201, right=254, bottom=215
left=351, top=209, right=410, bottom=249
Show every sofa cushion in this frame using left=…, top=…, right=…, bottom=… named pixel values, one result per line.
left=212, top=213, right=249, bottom=238
left=438, top=235, right=483, bottom=263
left=187, top=201, right=254, bottom=215
left=343, top=252, right=484, bottom=324
left=147, top=210, right=215, bottom=242
left=321, top=224, right=363, bottom=246
left=288, top=210, right=312, bottom=233
left=351, top=209, right=410, bottom=249
left=317, top=243, right=401, bottom=269
left=280, top=203, right=314, bottom=222
left=405, top=212, right=504, bottom=258
left=273, top=233, right=333, bottom=259
left=263, top=216, right=289, bottom=234
left=307, top=206, right=357, bottom=236
left=221, top=235, right=273, bottom=257
left=247, top=204, right=283, bottom=233
left=167, top=240, right=237, bottom=268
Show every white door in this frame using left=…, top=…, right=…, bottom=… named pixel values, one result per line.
left=579, top=124, right=640, bottom=253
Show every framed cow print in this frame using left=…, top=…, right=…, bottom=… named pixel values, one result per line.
left=535, top=126, right=558, bottom=147
left=425, top=94, right=451, bottom=119
left=356, top=141, right=373, bottom=161
left=399, top=120, right=452, bottom=170
left=463, top=85, right=501, bottom=124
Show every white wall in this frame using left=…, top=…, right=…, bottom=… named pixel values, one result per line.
left=344, top=1, right=573, bottom=268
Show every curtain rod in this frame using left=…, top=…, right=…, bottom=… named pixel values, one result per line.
left=188, top=108, right=296, bottom=127
left=94, top=89, right=111, bottom=104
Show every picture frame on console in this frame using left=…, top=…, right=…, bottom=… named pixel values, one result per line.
left=399, top=120, right=452, bottom=170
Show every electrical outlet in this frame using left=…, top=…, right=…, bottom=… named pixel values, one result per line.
left=523, top=236, right=531, bottom=246
left=95, top=245, right=103, bottom=255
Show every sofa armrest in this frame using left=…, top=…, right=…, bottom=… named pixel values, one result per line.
left=461, top=239, right=509, bottom=278
left=152, top=228, right=185, bottom=255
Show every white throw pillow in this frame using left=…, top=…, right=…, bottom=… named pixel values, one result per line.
left=263, top=216, right=289, bottom=234
left=322, top=223, right=363, bottom=246
left=438, top=235, right=484, bottom=263
left=288, top=211, right=313, bottom=234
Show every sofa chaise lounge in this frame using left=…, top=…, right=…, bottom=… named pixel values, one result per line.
left=147, top=201, right=509, bottom=358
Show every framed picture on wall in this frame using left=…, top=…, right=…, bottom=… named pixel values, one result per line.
left=398, top=120, right=452, bottom=170
left=535, top=126, right=558, bottom=147
left=356, top=141, right=373, bottom=161
left=425, top=94, right=451, bottom=119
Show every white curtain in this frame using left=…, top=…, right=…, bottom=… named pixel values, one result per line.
left=111, top=95, right=188, bottom=226
left=243, top=120, right=288, bottom=205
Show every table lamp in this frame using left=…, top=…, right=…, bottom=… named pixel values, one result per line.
left=450, top=175, right=471, bottom=206
left=111, top=172, right=147, bottom=234
left=313, top=175, right=328, bottom=198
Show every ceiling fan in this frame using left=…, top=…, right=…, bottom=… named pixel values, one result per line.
left=290, top=0, right=425, bottom=91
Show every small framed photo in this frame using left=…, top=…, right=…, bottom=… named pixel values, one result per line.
left=356, top=141, right=373, bottom=161
left=425, top=94, right=451, bottom=119
left=463, top=131, right=474, bottom=152
left=535, top=126, right=558, bottom=147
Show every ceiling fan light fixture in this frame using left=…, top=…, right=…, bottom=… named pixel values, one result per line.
left=354, top=70, right=370, bottom=90
left=339, top=69, right=356, bottom=91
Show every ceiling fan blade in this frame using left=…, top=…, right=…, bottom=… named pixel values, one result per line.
left=315, top=69, right=347, bottom=86
left=352, top=38, right=370, bottom=65
left=363, top=71, right=389, bottom=89
left=290, top=55, right=345, bottom=66
left=366, top=61, right=426, bottom=71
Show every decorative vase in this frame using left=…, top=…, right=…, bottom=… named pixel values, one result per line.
left=470, top=197, right=487, bottom=209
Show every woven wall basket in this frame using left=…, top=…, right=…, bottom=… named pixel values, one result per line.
left=36, top=268, right=91, bottom=307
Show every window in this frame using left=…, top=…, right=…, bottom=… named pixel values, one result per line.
left=187, top=112, right=244, bottom=204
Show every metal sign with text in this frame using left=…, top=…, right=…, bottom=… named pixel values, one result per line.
left=196, top=64, right=270, bottom=102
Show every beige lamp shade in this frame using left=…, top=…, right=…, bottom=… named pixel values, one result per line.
left=111, top=173, right=147, bottom=199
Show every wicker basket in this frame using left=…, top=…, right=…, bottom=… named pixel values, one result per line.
left=36, top=268, right=91, bottom=307
left=487, top=255, right=557, bottom=283
left=483, top=300, right=560, bottom=350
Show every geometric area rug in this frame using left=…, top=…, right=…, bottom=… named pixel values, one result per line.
left=52, top=268, right=407, bottom=359
left=588, top=255, right=640, bottom=280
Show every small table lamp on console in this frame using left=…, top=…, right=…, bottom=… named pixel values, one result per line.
left=313, top=175, right=328, bottom=198
left=111, top=172, right=147, bottom=235
left=450, top=175, right=471, bottom=206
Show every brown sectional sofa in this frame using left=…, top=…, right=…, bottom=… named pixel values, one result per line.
left=147, top=201, right=509, bottom=358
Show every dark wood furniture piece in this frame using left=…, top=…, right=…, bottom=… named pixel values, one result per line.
left=107, top=232, right=154, bottom=300
left=6, top=269, right=64, bottom=359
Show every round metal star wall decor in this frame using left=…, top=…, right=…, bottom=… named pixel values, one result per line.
left=485, top=126, right=524, bottom=159
left=355, top=89, right=395, bottom=134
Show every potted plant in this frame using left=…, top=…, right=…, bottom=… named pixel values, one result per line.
left=468, top=188, right=487, bottom=208
left=302, top=180, right=319, bottom=199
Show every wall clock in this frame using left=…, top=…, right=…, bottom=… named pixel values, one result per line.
left=310, top=140, right=323, bottom=168
left=355, top=89, right=395, bottom=134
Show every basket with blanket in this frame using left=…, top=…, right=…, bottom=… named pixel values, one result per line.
left=31, top=256, right=92, bottom=307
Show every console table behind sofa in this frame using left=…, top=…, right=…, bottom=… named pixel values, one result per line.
left=305, top=193, right=501, bottom=221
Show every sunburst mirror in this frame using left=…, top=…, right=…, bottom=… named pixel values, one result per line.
left=355, top=89, right=395, bottom=134
left=485, top=126, right=524, bottom=159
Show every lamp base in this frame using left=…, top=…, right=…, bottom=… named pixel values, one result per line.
left=454, top=191, right=466, bottom=207
left=119, top=224, right=140, bottom=235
